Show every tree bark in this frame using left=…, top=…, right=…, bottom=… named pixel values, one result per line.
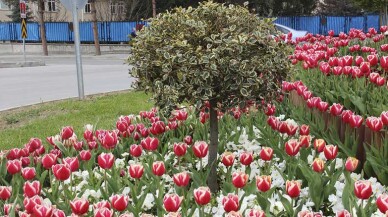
left=152, top=0, right=156, bottom=17
left=37, top=0, right=48, bottom=56
left=90, top=0, right=101, bottom=55
left=207, top=99, right=219, bottom=193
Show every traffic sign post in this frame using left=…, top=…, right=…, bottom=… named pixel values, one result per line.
left=20, top=0, right=27, bottom=63
left=60, top=0, right=88, bottom=100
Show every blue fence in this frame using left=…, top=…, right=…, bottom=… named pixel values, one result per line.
left=0, top=15, right=381, bottom=42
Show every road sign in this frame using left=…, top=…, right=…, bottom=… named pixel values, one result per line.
left=19, top=0, right=26, bottom=18
left=21, top=18, right=27, bottom=39
left=60, top=0, right=88, bottom=11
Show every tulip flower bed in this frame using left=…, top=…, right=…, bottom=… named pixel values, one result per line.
left=1, top=102, right=388, bottom=217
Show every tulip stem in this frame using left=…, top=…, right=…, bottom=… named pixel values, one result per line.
left=200, top=206, right=205, bottom=217
left=104, top=169, right=108, bottom=194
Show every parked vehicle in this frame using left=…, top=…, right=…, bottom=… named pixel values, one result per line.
left=274, top=23, right=308, bottom=41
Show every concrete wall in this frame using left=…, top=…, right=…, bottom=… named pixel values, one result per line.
left=0, top=43, right=131, bottom=54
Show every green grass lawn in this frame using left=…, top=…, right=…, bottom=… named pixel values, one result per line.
left=0, top=91, right=152, bottom=150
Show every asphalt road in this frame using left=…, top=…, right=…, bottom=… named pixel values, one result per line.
left=0, top=53, right=136, bottom=111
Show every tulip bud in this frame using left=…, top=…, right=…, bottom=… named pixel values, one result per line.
left=193, top=141, right=209, bottom=158
left=163, top=193, right=183, bottom=212
left=193, top=187, right=211, bottom=206
left=366, top=117, right=383, bottom=132
left=173, top=172, right=190, bottom=187
left=98, top=153, right=115, bottom=170
left=41, top=153, right=57, bottom=170
left=6, top=159, right=22, bottom=175
left=256, top=175, right=271, bottom=192
left=312, top=158, right=325, bottom=173
left=222, top=193, right=239, bottom=212
left=0, top=186, right=12, bottom=200
left=79, top=150, right=92, bottom=161
left=330, top=103, right=344, bottom=116
left=221, top=152, right=235, bottom=167
left=22, top=167, right=36, bottom=180
left=175, top=110, right=188, bottom=121
left=70, top=198, right=89, bottom=215
left=336, top=210, right=352, bottom=217
left=94, top=201, right=111, bottom=210
left=63, top=157, right=80, bottom=172
left=152, top=161, right=165, bottom=176
left=381, top=111, right=388, bottom=126
left=184, top=136, right=193, bottom=145
left=173, top=142, right=187, bottom=157
left=129, top=164, right=144, bottom=179
left=299, top=124, right=310, bottom=135
left=323, top=145, right=338, bottom=160
left=150, top=121, right=166, bottom=135
left=376, top=194, right=388, bottom=214
left=94, top=208, right=114, bottom=217
left=313, top=139, right=326, bottom=152
left=345, top=157, right=359, bottom=172
left=232, top=172, right=249, bottom=188
left=349, top=115, right=363, bottom=128
left=23, top=195, right=43, bottom=214
left=110, top=195, right=129, bottom=211
left=129, top=144, right=143, bottom=157
left=285, top=139, right=301, bottom=156
left=52, top=164, right=71, bottom=181
left=354, top=180, right=372, bottom=199
left=247, top=209, right=266, bottom=217
left=239, top=152, right=253, bottom=166
left=52, top=209, right=66, bottom=217
left=61, top=126, right=74, bottom=140
left=260, top=147, right=273, bottom=161
left=101, top=131, right=118, bottom=150
left=286, top=180, right=301, bottom=198
left=299, top=135, right=311, bottom=148
left=23, top=181, right=41, bottom=198
left=33, top=204, right=53, bottom=217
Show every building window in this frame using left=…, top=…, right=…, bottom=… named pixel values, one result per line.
left=45, top=0, right=56, bottom=12
left=110, top=1, right=124, bottom=14
left=84, top=0, right=91, bottom=13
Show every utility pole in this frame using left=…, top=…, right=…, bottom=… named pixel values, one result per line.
left=37, top=0, right=48, bottom=56
left=152, top=0, right=156, bottom=17
left=90, top=0, right=101, bottom=55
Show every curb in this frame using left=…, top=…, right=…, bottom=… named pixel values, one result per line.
left=0, top=61, right=45, bottom=68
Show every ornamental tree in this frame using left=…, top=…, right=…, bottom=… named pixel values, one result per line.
left=128, top=1, right=291, bottom=192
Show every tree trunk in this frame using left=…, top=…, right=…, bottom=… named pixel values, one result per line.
left=207, top=99, right=219, bottom=193
left=152, top=0, right=156, bottom=17
left=37, top=0, right=48, bottom=56
left=90, top=0, right=101, bottom=55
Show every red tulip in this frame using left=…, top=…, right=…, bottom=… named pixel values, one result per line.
left=323, top=145, right=338, bottom=160
left=94, top=208, right=114, bottom=217
left=110, top=195, right=129, bottom=211
left=173, top=172, right=190, bottom=187
left=286, top=124, right=298, bottom=136
left=239, top=152, right=253, bottom=166
left=94, top=201, right=111, bottom=210
left=88, top=141, right=98, bottom=150
left=221, top=152, right=235, bottom=167
left=21, top=157, right=30, bottom=167
left=152, top=161, right=165, bottom=176
left=256, top=175, right=271, bottom=192
left=366, top=117, right=384, bottom=132
left=376, top=194, right=388, bottom=214
left=41, top=153, right=57, bottom=170
left=193, top=187, right=211, bottom=206
left=355, top=56, right=364, bottom=65
left=354, top=180, right=372, bottom=199
left=381, top=56, right=388, bottom=69
left=84, top=130, right=94, bottom=142
left=285, top=139, right=301, bottom=156
left=150, top=121, right=166, bottom=135
left=345, top=157, right=359, bottom=172
left=369, top=72, right=380, bottom=83
left=330, top=103, right=344, bottom=116
left=23, top=195, right=43, bottom=214
left=22, top=167, right=36, bottom=180
left=173, top=142, right=187, bottom=157
left=349, top=115, right=363, bottom=128
left=52, top=164, right=71, bottom=181
left=28, top=138, right=42, bottom=151
left=6, top=159, right=22, bottom=175
left=381, top=111, right=388, bottom=126
left=52, top=209, right=66, bottom=217
left=63, top=157, right=80, bottom=172
left=0, top=186, right=11, bottom=200
left=247, top=209, right=265, bottom=217
left=376, top=77, right=386, bottom=86
left=227, top=211, right=242, bottom=217
left=129, top=164, right=144, bottom=179
left=312, top=158, right=325, bottom=173
left=359, top=62, right=370, bottom=74
left=175, top=110, right=188, bottom=121
left=23, top=181, right=41, bottom=198
left=267, top=116, right=279, bottom=130
left=18, top=211, right=31, bottom=217
left=260, top=147, right=273, bottom=161
left=116, top=120, right=129, bottom=132
left=299, top=124, right=310, bottom=135
left=317, top=101, right=329, bottom=112
left=298, top=211, right=322, bottom=217
left=341, top=110, right=354, bottom=123
left=286, top=180, right=301, bottom=198
left=61, top=126, right=74, bottom=140
left=232, top=172, right=249, bottom=188
left=184, top=136, right=193, bottom=145
left=336, top=210, right=352, bottom=217
left=6, top=148, right=21, bottom=160
left=70, top=198, right=89, bottom=215
left=33, top=205, right=53, bottom=217
left=163, top=193, right=183, bottom=212
left=129, top=144, right=143, bottom=157
left=193, top=141, right=209, bottom=158
left=98, top=153, right=115, bottom=170
left=101, top=131, right=118, bottom=150
left=264, top=104, right=276, bottom=116
left=79, top=150, right=92, bottom=161
left=140, top=137, right=159, bottom=151
left=222, top=193, right=239, bottom=212
left=367, top=54, right=378, bottom=66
